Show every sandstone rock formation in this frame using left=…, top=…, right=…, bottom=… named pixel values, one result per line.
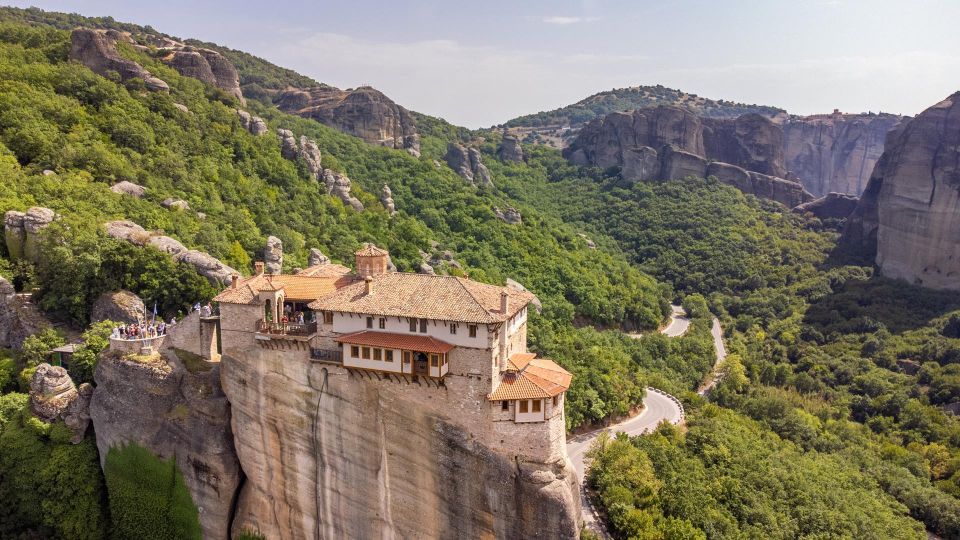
left=299, top=136, right=323, bottom=179
left=842, top=92, right=960, bottom=289
left=264, top=236, right=283, bottom=274
left=783, top=112, right=902, bottom=197
left=29, top=363, right=92, bottom=443
left=275, top=129, right=364, bottom=209
left=90, top=349, right=240, bottom=539
left=0, top=277, right=53, bottom=350
left=220, top=349, right=580, bottom=539
left=275, top=85, right=420, bottom=156
left=160, top=46, right=243, bottom=102
left=563, top=105, right=812, bottom=207
left=277, top=128, right=299, bottom=160
left=110, top=180, right=147, bottom=198
left=161, top=198, right=190, bottom=211
left=380, top=184, right=396, bottom=216
left=308, top=248, right=330, bottom=267
left=91, top=290, right=146, bottom=324
left=445, top=143, right=492, bottom=187
left=494, top=206, right=522, bottom=225
left=237, top=110, right=268, bottom=136
left=69, top=28, right=169, bottom=91
left=4, top=207, right=57, bottom=262
left=793, top=192, right=860, bottom=220
left=323, top=170, right=364, bottom=211
left=498, top=132, right=524, bottom=162
left=103, top=220, right=237, bottom=285
left=4, top=210, right=25, bottom=260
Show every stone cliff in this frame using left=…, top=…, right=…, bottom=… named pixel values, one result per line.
left=842, top=92, right=960, bottom=289
left=220, top=346, right=580, bottom=539
left=69, top=28, right=170, bottom=92
left=275, top=86, right=420, bottom=156
left=564, top=105, right=811, bottom=207
left=783, top=112, right=902, bottom=197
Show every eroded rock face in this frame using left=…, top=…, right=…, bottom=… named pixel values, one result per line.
left=69, top=28, right=169, bottom=91
left=237, top=110, right=268, bottom=136
left=703, top=113, right=786, bottom=177
left=308, top=248, right=330, bottom=267
left=324, top=169, right=364, bottom=211
left=793, top=192, right=860, bottom=220
left=4, top=207, right=56, bottom=262
left=498, top=132, right=524, bottom=162
left=110, top=180, right=147, bottom=198
left=0, top=278, right=52, bottom=349
left=91, top=290, right=145, bottom=324
left=90, top=350, right=241, bottom=539
left=299, top=136, right=323, bottom=179
left=494, top=206, right=522, bottom=225
left=220, top=346, right=580, bottom=539
left=264, top=236, right=283, bottom=275
left=445, top=143, right=492, bottom=187
left=784, top=112, right=902, bottom=197
left=161, top=198, right=190, bottom=211
left=161, top=46, right=243, bottom=103
left=275, top=85, right=420, bottom=156
left=380, top=184, right=396, bottom=216
left=29, top=363, right=92, bottom=443
left=842, top=93, right=960, bottom=289
left=4, top=210, right=25, bottom=260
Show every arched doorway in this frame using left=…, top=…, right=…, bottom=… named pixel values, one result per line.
left=264, top=299, right=273, bottom=322
left=414, top=352, right=429, bottom=377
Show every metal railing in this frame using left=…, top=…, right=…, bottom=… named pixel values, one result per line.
left=309, top=348, right=342, bottom=363
left=256, top=320, right=317, bottom=336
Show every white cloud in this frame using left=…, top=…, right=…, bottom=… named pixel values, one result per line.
left=542, top=16, right=600, bottom=25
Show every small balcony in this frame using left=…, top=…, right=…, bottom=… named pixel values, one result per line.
left=255, top=320, right=317, bottom=338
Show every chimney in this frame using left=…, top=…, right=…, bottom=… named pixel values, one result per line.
left=500, top=289, right=509, bottom=314
left=364, top=276, right=373, bottom=296
left=254, top=261, right=265, bottom=275
left=231, top=274, right=239, bottom=289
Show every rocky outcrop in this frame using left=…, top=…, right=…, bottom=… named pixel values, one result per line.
left=308, top=248, right=330, bottom=267
left=323, top=170, right=364, bottom=211
left=220, top=348, right=580, bottom=539
left=91, top=290, right=145, bottom=324
left=498, top=132, right=524, bottom=162
left=275, top=129, right=364, bottom=210
left=69, top=28, right=169, bottom=91
left=29, top=363, right=92, bottom=444
left=793, top=192, right=860, bottom=220
left=4, top=210, right=25, bottom=260
left=5, top=207, right=56, bottom=262
left=110, top=180, right=147, bottom=198
left=299, top=136, right=323, bottom=179
left=275, top=85, right=420, bottom=156
left=161, top=46, right=243, bottom=103
left=161, top=198, right=190, bottom=211
left=842, top=93, right=960, bottom=289
left=0, top=277, right=52, bottom=349
left=380, top=184, right=396, bottom=215
left=89, top=349, right=240, bottom=539
left=783, top=112, right=902, bottom=197
left=563, top=105, right=812, bottom=206
left=103, top=220, right=237, bottom=285
left=237, top=110, right=268, bottom=136
left=494, top=206, right=522, bottom=225
left=445, top=143, right=492, bottom=187
left=264, top=236, right=283, bottom=275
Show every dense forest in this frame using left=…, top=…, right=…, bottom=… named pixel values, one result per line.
left=0, top=6, right=958, bottom=540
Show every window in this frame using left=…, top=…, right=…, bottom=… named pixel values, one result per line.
left=379, top=318, right=386, bottom=329
left=409, top=318, right=417, bottom=332
left=373, top=348, right=382, bottom=361
left=323, top=312, right=333, bottom=325
left=419, top=319, right=427, bottom=333
left=366, top=317, right=373, bottom=329
left=519, top=400, right=529, bottom=413
left=430, top=354, right=439, bottom=367
left=361, top=347, right=371, bottom=359
left=450, top=323, right=457, bottom=335
left=385, top=350, right=394, bottom=362
left=403, top=351, right=412, bottom=364
left=532, top=400, right=542, bottom=413
left=351, top=345, right=359, bottom=358
left=501, top=401, right=509, bottom=411
left=552, top=396, right=558, bottom=407
left=469, top=325, right=477, bottom=338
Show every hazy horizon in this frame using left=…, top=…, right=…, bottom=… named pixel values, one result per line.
left=7, top=0, right=960, bottom=127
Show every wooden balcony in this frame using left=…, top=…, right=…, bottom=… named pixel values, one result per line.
left=254, top=320, right=317, bottom=350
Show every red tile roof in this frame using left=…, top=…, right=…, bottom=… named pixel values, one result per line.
left=296, top=263, right=352, bottom=278
left=489, top=354, right=572, bottom=401
left=213, top=272, right=355, bottom=304
left=355, top=243, right=389, bottom=257
left=334, top=330, right=455, bottom=354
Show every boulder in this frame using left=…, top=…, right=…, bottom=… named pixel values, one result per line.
left=103, top=220, right=147, bottom=242
left=30, top=363, right=79, bottom=422
left=494, top=206, right=522, bottom=225
left=308, top=248, right=330, bottom=267
left=91, top=290, right=145, bottom=324
left=23, top=207, right=56, bottom=262
left=264, top=236, right=283, bottom=275
left=161, top=198, right=190, bottom=211
left=110, top=180, right=147, bottom=198
left=237, top=110, right=268, bottom=136
left=274, top=85, right=420, bottom=155
left=4, top=210, right=25, bottom=260
left=784, top=111, right=902, bottom=197
left=793, top=192, right=860, bottom=220
left=299, top=136, right=324, bottom=179
left=380, top=184, right=396, bottom=215
left=577, top=233, right=597, bottom=249
left=418, top=262, right=436, bottom=275
left=147, top=235, right=188, bottom=255
left=173, top=103, right=190, bottom=114
left=842, top=92, right=960, bottom=289
left=325, top=170, right=364, bottom=211
left=69, top=28, right=168, bottom=91
left=498, top=132, right=524, bottom=162
left=175, top=250, right=237, bottom=286
left=277, top=129, right=299, bottom=160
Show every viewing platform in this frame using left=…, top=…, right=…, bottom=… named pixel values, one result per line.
left=255, top=320, right=317, bottom=337
left=109, top=335, right=167, bottom=355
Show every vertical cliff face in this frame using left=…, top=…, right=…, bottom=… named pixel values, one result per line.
left=783, top=113, right=902, bottom=197
left=842, top=93, right=960, bottom=289
left=703, top=113, right=786, bottom=177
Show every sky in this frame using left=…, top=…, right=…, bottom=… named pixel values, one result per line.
left=7, top=0, right=960, bottom=127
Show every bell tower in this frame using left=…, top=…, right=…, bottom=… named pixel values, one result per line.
left=355, top=243, right=390, bottom=278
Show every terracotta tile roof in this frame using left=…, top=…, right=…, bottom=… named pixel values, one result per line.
left=213, top=272, right=355, bottom=304
left=355, top=243, right=389, bottom=257
left=489, top=354, right=572, bottom=401
left=334, top=330, right=455, bottom=353
left=296, top=263, right=352, bottom=278
left=308, top=273, right=534, bottom=324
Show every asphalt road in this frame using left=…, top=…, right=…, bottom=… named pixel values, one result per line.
left=660, top=304, right=691, bottom=337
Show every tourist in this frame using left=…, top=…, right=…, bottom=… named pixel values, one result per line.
left=297, top=311, right=305, bottom=325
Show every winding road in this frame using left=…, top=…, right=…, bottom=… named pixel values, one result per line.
left=566, top=308, right=725, bottom=536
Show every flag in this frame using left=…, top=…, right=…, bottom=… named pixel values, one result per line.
left=152, top=302, right=157, bottom=324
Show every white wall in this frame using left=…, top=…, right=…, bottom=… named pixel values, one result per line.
left=327, top=312, right=491, bottom=348
left=344, top=344, right=405, bottom=374
left=514, top=399, right=546, bottom=423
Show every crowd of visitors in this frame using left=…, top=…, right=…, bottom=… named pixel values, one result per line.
left=110, top=302, right=214, bottom=341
